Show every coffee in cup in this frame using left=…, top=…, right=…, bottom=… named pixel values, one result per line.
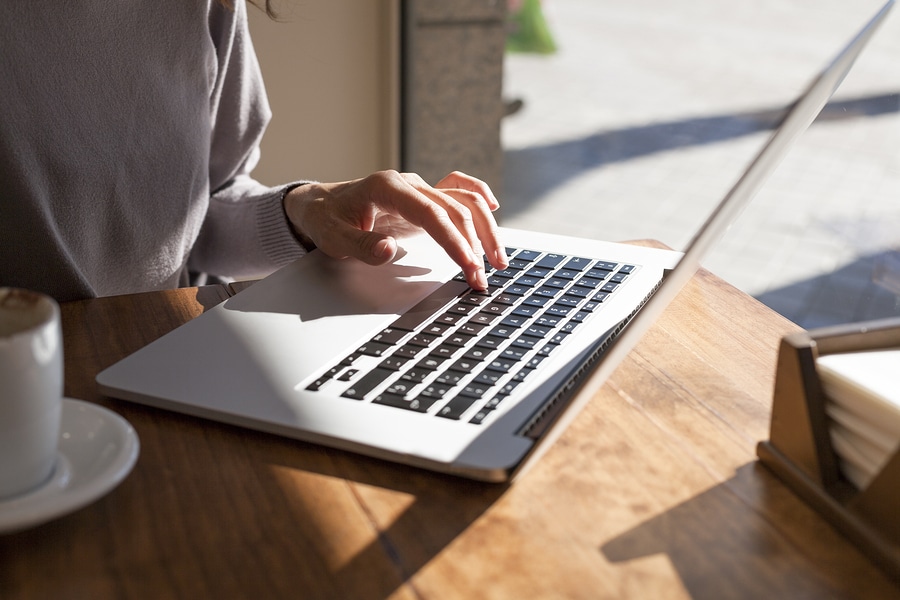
left=0, top=288, right=63, bottom=499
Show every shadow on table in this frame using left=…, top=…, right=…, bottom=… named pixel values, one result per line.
left=237, top=425, right=509, bottom=599
left=600, top=462, right=896, bottom=599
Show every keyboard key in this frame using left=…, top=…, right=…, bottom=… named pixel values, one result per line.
left=511, top=304, right=540, bottom=318
left=509, top=335, right=540, bottom=350
left=448, top=357, right=481, bottom=372
left=500, top=314, right=529, bottom=328
left=525, top=324, right=552, bottom=338
left=435, top=312, right=464, bottom=326
left=521, top=295, right=552, bottom=308
left=544, top=278, right=569, bottom=289
left=379, top=356, right=409, bottom=371
left=555, top=296, right=581, bottom=308
left=356, top=341, right=392, bottom=357
left=462, top=347, right=492, bottom=362
left=420, top=382, right=454, bottom=399
left=486, top=356, right=517, bottom=372
left=436, top=370, right=465, bottom=385
left=445, top=332, right=475, bottom=347
left=469, top=410, right=491, bottom=425
left=491, top=268, right=519, bottom=279
left=563, top=256, right=592, bottom=271
left=459, top=293, right=490, bottom=307
left=545, top=305, right=573, bottom=318
left=536, top=253, right=565, bottom=269
left=470, top=312, right=500, bottom=326
left=306, top=365, right=342, bottom=391
left=534, top=285, right=560, bottom=298
left=473, top=370, right=504, bottom=386
left=504, top=284, right=531, bottom=296
left=514, top=275, right=541, bottom=287
left=372, top=327, right=407, bottom=345
left=391, top=280, right=469, bottom=331
left=437, top=395, right=479, bottom=420
left=429, top=344, right=460, bottom=359
left=507, top=258, right=532, bottom=270
left=554, top=269, right=581, bottom=280
left=489, top=324, right=517, bottom=338
left=457, top=321, right=488, bottom=336
left=408, top=333, right=438, bottom=347
left=337, top=368, right=358, bottom=381
left=515, top=249, right=541, bottom=262
left=460, top=381, right=493, bottom=399
left=574, top=276, right=605, bottom=289
left=500, top=346, right=528, bottom=361
left=493, top=293, right=519, bottom=306
left=372, top=393, right=436, bottom=413
left=448, top=302, right=479, bottom=316
left=417, top=355, right=448, bottom=370
left=565, top=286, right=594, bottom=299
left=525, top=267, right=552, bottom=279
left=385, top=380, right=416, bottom=396
left=400, top=368, right=430, bottom=383
left=393, top=344, right=425, bottom=359
left=474, top=335, right=505, bottom=350
left=482, top=302, right=509, bottom=316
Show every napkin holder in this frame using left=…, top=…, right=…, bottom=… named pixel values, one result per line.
left=757, top=316, right=900, bottom=582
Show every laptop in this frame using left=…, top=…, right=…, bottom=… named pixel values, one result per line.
left=97, top=1, right=894, bottom=482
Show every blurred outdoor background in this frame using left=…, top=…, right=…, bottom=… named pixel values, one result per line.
left=501, top=0, right=900, bottom=329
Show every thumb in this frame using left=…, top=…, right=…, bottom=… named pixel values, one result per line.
left=330, top=221, right=397, bottom=266
left=356, top=232, right=398, bottom=265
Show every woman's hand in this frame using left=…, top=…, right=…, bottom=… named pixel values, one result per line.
left=283, top=170, right=508, bottom=290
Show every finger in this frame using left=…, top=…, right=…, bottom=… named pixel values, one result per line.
left=435, top=171, right=500, bottom=211
left=398, top=172, right=487, bottom=258
left=438, top=187, right=508, bottom=271
left=296, top=192, right=398, bottom=265
left=318, top=214, right=398, bottom=266
left=431, top=172, right=508, bottom=270
left=387, top=174, right=490, bottom=289
left=325, top=171, right=485, bottom=289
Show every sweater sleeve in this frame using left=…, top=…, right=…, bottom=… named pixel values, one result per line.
left=188, top=0, right=308, bottom=280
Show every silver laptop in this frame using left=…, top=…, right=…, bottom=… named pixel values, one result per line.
left=97, top=2, right=893, bottom=482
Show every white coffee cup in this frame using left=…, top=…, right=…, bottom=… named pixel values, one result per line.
left=0, top=288, right=64, bottom=499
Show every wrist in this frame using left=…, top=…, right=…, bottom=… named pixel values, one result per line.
left=282, top=183, right=318, bottom=252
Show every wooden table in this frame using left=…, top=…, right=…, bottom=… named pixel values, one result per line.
left=3, top=256, right=899, bottom=599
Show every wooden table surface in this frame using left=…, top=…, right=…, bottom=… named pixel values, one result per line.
left=3, top=255, right=899, bottom=599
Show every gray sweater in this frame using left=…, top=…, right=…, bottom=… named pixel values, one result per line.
left=0, top=1, right=308, bottom=302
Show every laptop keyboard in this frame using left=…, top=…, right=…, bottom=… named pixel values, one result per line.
left=305, top=247, right=637, bottom=425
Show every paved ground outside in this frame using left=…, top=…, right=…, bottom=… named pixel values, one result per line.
left=501, top=0, right=900, bottom=329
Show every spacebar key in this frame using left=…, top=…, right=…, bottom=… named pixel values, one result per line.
left=372, top=393, right=437, bottom=413
left=391, top=279, right=471, bottom=331
left=341, top=368, right=394, bottom=400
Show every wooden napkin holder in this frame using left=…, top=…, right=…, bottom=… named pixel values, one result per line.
left=757, top=316, right=900, bottom=582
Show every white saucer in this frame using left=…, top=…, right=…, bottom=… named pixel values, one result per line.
left=0, top=398, right=140, bottom=534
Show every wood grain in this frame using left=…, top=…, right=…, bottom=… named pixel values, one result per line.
left=2, top=265, right=899, bottom=599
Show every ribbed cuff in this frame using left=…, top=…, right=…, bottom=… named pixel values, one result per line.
left=256, top=183, right=311, bottom=268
